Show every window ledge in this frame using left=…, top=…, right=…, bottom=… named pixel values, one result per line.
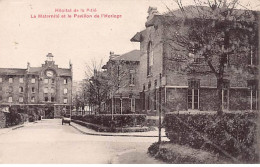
left=147, top=74, right=153, bottom=78
left=129, top=84, right=135, bottom=87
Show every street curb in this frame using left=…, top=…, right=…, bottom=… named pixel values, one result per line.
left=71, top=123, right=167, bottom=138
left=12, top=125, right=24, bottom=130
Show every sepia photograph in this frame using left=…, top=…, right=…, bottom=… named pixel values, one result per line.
left=0, top=0, right=259, bottom=164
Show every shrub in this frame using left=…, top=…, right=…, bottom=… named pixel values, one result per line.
left=72, top=114, right=146, bottom=128
left=164, top=112, right=259, bottom=163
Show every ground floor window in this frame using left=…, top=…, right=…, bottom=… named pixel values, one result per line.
left=188, top=79, right=200, bottom=110
left=188, top=89, right=199, bottom=109
left=248, top=80, right=258, bottom=110
left=131, top=98, right=135, bottom=112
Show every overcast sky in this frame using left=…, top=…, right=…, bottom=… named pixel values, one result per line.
left=0, top=0, right=259, bottom=81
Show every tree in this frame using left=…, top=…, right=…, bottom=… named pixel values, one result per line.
left=162, top=0, right=258, bottom=114
left=84, top=60, right=110, bottom=114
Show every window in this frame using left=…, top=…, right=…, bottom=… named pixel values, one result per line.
left=248, top=80, right=258, bottom=110
left=188, top=79, right=200, bottom=110
left=9, top=77, right=13, bottom=83
left=147, top=41, right=153, bottom=76
left=31, top=96, right=35, bottom=103
left=19, top=87, right=24, bottom=93
left=45, top=97, right=48, bottom=102
left=8, top=86, right=13, bottom=93
left=189, top=49, right=205, bottom=64
left=44, top=87, right=48, bottom=94
left=154, top=79, right=157, bottom=87
left=64, top=98, right=68, bottom=104
left=129, top=70, right=135, bottom=85
left=31, top=78, right=36, bottom=83
left=51, top=79, right=55, bottom=84
left=32, top=87, right=35, bottom=93
left=51, top=87, right=55, bottom=94
left=64, top=88, right=68, bottom=94
left=51, top=97, right=55, bottom=102
left=19, top=77, right=24, bottom=83
left=0, top=96, right=2, bottom=101
left=248, top=45, right=257, bottom=65
left=131, top=98, right=135, bottom=112
left=154, top=89, right=157, bottom=110
left=64, top=78, right=68, bottom=84
left=44, top=78, right=49, bottom=84
left=0, top=86, right=2, bottom=91
left=8, top=97, right=12, bottom=103
left=0, top=77, right=2, bottom=83
left=19, top=97, right=23, bottom=103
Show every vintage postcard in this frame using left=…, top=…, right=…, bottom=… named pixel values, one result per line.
left=0, top=0, right=259, bottom=164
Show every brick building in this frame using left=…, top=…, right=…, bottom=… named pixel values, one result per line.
left=0, top=53, right=73, bottom=118
left=130, top=7, right=259, bottom=115
left=102, top=50, right=141, bottom=114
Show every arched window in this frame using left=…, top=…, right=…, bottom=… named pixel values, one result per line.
left=147, top=41, right=153, bottom=76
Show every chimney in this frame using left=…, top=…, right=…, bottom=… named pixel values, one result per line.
left=109, top=51, right=119, bottom=60
left=27, top=62, right=30, bottom=72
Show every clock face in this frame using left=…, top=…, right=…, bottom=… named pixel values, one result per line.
left=46, top=70, right=54, bottom=77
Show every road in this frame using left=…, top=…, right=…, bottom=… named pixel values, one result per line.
left=0, top=119, right=164, bottom=164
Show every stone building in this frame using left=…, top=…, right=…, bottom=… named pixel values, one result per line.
left=102, top=50, right=141, bottom=114
left=130, top=6, right=259, bottom=115
left=0, top=53, right=73, bottom=118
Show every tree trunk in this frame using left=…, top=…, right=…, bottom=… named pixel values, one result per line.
left=217, top=78, right=223, bottom=115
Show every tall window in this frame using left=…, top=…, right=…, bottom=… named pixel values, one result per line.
left=129, top=70, right=135, bottom=85
left=44, top=87, right=48, bottom=94
left=64, top=78, right=68, bottom=84
left=0, top=77, right=3, bottom=83
left=31, top=77, right=36, bottom=84
left=147, top=41, right=153, bottom=76
left=51, top=97, right=55, bottom=102
left=19, top=97, right=23, bottom=103
left=51, top=87, right=55, bottom=94
left=248, top=45, right=257, bottom=65
left=64, top=88, right=68, bottom=95
left=188, top=79, right=200, bottom=110
left=19, top=87, right=24, bottom=93
left=19, top=77, right=24, bottom=83
left=131, top=98, right=135, bottom=112
left=64, top=98, right=68, bottom=104
left=32, top=87, right=35, bottom=93
left=31, top=96, right=35, bottom=103
left=8, top=97, right=13, bottom=103
left=45, top=97, right=48, bottom=102
left=248, top=80, right=258, bottom=110
left=9, top=77, right=13, bottom=83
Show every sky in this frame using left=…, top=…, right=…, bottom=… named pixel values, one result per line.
left=0, top=0, right=259, bottom=81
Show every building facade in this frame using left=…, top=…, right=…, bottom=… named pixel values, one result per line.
left=102, top=50, right=141, bottom=114
left=0, top=53, right=72, bottom=118
left=130, top=7, right=259, bottom=115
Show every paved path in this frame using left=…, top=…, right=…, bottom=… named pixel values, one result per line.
left=0, top=119, right=166, bottom=164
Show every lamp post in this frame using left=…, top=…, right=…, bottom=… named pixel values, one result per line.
left=158, top=73, right=162, bottom=143
left=120, top=93, right=123, bottom=114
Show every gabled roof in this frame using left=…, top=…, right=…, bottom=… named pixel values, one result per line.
left=0, top=68, right=26, bottom=75
left=57, top=68, right=72, bottom=76
left=113, top=50, right=140, bottom=62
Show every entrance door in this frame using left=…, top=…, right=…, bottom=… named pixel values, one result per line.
left=44, top=107, right=54, bottom=119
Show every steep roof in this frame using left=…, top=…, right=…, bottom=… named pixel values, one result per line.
left=113, top=50, right=140, bottom=62
left=0, top=68, right=26, bottom=75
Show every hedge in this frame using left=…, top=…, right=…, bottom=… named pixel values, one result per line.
left=5, top=111, right=29, bottom=127
left=164, top=112, right=259, bottom=163
left=72, top=114, right=146, bottom=128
